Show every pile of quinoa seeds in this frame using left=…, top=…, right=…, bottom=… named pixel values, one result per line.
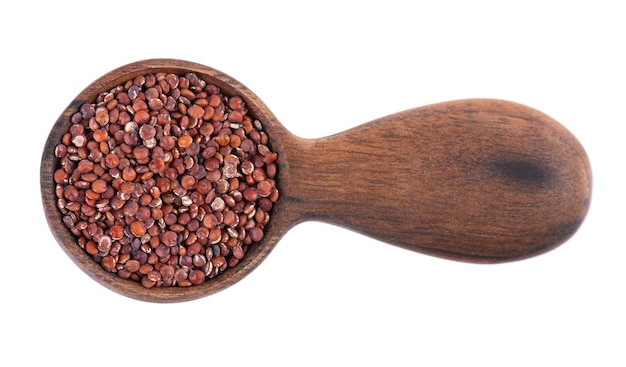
left=53, top=72, right=279, bottom=288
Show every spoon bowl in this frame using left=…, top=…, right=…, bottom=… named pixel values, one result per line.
left=41, top=59, right=592, bottom=302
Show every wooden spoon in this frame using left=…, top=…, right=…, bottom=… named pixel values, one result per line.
left=41, top=59, right=592, bottom=302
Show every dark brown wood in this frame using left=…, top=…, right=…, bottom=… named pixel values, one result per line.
left=282, top=99, right=591, bottom=263
left=41, top=59, right=592, bottom=302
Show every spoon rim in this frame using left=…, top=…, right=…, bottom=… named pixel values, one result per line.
left=41, top=58, right=292, bottom=302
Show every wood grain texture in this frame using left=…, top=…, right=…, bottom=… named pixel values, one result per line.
left=281, top=99, right=591, bottom=262
left=41, top=59, right=591, bottom=302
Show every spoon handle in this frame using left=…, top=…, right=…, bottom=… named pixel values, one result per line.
left=283, top=99, right=591, bottom=262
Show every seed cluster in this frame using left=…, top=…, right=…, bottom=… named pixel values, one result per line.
left=53, top=72, right=279, bottom=288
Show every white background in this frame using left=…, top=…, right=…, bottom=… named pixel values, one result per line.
left=1, top=1, right=624, bottom=366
